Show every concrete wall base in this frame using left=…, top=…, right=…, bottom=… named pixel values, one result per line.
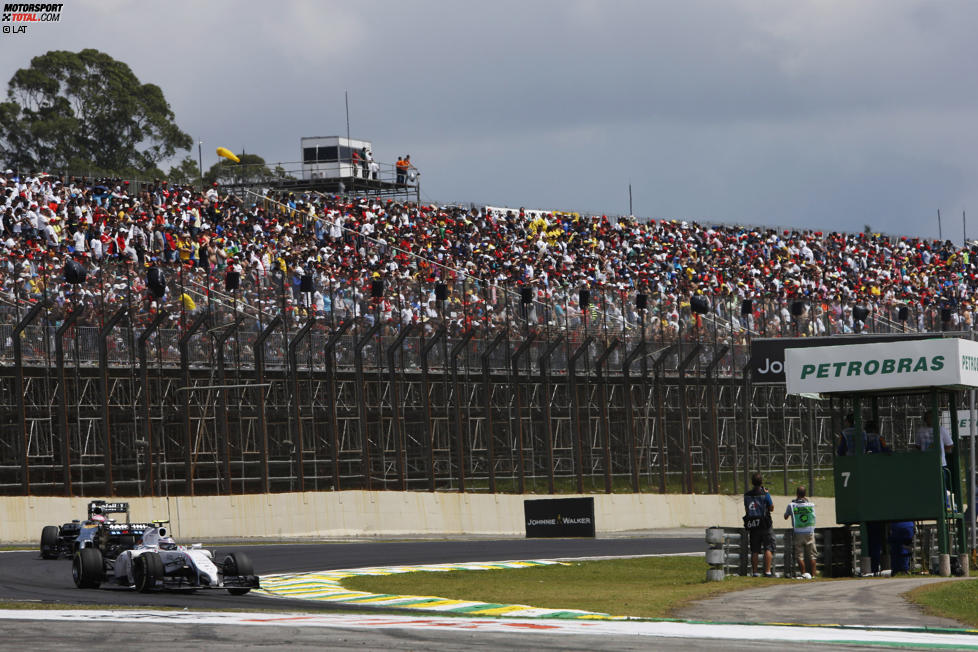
left=0, top=492, right=838, bottom=545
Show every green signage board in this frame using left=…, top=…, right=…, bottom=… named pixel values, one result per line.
left=833, top=450, right=944, bottom=523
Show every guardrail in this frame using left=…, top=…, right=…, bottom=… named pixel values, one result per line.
left=705, top=523, right=969, bottom=580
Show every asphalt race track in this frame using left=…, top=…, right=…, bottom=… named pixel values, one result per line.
left=3, top=537, right=974, bottom=650
left=0, top=536, right=700, bottom=610
left=0, top=614, right=890, bottom=651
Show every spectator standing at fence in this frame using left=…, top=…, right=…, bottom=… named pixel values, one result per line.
left=744, top=471, right=775, bottom=577
left=359, top=147, right=370, bottom=179
left=783, top=485, right=817, bottom=579
left=395, top=157, right=407, bottom=184
left=405, top=155, right=418, bottom=184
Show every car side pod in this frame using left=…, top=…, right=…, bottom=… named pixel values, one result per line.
left=72, top=548, right=104, bottom=589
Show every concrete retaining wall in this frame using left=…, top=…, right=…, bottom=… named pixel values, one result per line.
left=0, top=492, right=838, bottom=545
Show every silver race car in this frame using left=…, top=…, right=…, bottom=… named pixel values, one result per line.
left=72, top=522, right=259, bottom=594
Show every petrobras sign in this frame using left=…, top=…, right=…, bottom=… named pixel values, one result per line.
left=785, top=338, right=978, bottom=396
left=749, top=334, right=933, bottom=384
left=942, top=411, right=976, bottom=437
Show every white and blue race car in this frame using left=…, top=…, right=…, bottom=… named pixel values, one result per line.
left=72, top=523, right=259, bottom=594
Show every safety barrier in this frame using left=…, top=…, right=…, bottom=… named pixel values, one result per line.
left=705, top=523, right=970, bottom=579
left=2, top=491, right=838, bottom=545
left=706, top=526, right=855, bottom=579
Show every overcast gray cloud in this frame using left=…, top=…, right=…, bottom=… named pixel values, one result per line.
left=3, top=0, right=978, bottom=240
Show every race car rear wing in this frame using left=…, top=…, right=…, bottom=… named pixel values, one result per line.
left=88, top=500, right=131, bottom=519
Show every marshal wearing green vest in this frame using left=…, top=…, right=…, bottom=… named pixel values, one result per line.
left=789, top=502, right=815, bottom=533
left=784, top=486, right=817, bottom=578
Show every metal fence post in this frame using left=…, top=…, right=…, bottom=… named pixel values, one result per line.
left=481, top=331, right=507, bottom=494
left=622, top=340, right=646, bottom=493
left=678, top=344, right=703, bottom=494
left=450, top=329, right=476, bottom=492
left=354, top=322, right=382, bottom=490
left=137, top=310, right=168, bottom=497
left=652, top=343, right=679, bottom=493
left=595, top=339, right=620, bottom=493
left=98, top=307, right=128, bottom=497
left=212, top=315, right=244, bottom=495
left=288, top=316, right=316, bottom=493
left=568, top=336, right=594, bottom=494
left=387, top=324, right=417, bottom=491
left=704, top=345, right=730, bottom=494
left=539, top=335, right=564, bottom=494
left=324, top=320, right=353, bottom=491
left=420, top=325, right=446, bottom=491
left=511, top=333, right=537, bottom=494
left=13, top=300, right=52, bottom=494
left=254, top=314, right=284, bottom=493
left=55, top=307, right=83, bottom=496
left=178, top=311, right=210, bottom=495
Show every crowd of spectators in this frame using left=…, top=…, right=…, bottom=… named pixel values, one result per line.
left=1, top=167, right=976, bottom=354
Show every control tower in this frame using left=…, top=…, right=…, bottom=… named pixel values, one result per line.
left=221, top=136, right=419, bottom=202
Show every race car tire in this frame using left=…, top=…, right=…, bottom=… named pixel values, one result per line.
left=134, top=552, right=164, bottom=593
left=40, top=525, right=60, bottom=559
left=119, top=534, right=136, bottom=549
left=224, top=552, right=254, bottom=595
left=73, top=548, right=104, bottom=589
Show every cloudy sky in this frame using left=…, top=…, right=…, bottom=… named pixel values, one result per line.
left=3, top=1, right=978, bottom=241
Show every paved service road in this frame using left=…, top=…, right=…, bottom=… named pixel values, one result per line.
left=0, top=536, right=699, bottom=611
left=677, top=576, right=971, bottom=628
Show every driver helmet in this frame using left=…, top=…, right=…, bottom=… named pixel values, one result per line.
left=158, top=537, right=177, bottom=551
left=91, top=512, right=106, bottom=523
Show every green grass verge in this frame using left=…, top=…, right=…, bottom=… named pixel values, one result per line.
left=342, top=556, right=797, bottom=619
left=905, top=575, right=978, bottom=627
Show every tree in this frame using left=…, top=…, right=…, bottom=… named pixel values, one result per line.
left=203, top=153, right=272, bottom=186
left=0, top=49, right=192, bottom=174
left=273, top=164, right=297, bottom=180
left=168, top=156, right=201, bottom=185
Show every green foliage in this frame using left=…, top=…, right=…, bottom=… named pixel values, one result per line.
left=168, top=156, right=201, bottom=186
left=203, top=153, right=272, bottom=186
left=0, top=49, right=192, bottom=174
left=907, top=577, right=978, bottom=627
left=273, top=164, right=296, bottom=180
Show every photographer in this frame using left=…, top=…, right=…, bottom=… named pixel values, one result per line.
left=744, top=471, right=775, bottom=577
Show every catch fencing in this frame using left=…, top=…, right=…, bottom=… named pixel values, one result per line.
left=0, top=287, right=955, bottom=497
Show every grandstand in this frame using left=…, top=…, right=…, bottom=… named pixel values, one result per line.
left=0, top=167, right=974, bottom=497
